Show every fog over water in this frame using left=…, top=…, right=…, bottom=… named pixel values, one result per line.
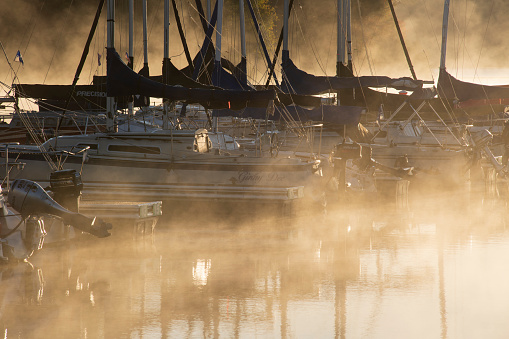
left=2, top=183, right=509, bottom=338
left=2, top=1, right=509, bottom=337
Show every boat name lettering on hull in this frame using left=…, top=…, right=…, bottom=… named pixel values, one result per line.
left=238, top=171, right=285, bottom=184
left=76, top=91, right=107, bottom=97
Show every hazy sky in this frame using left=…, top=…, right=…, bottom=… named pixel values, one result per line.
left=1, top=0, right=508, bottom=91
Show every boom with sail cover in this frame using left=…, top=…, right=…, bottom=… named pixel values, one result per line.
left=213, top=104, right=363, bottom=126
left=281, top=57, right=427, bottom=96
left=107, top=48, right=274, bottom=110
left=437, top=69, right=509, bottom=102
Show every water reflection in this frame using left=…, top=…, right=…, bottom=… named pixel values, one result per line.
left=1, top=186, right=509, bottom=338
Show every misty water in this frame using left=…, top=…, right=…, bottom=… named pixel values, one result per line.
left=2, top=184, right=509, bottom=339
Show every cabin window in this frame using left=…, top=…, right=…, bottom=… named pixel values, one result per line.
left=108, top=144, right=160, bottom=154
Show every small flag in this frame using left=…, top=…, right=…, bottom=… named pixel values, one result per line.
left=97, top=53, right=102, bottom=66
left=125, top=52, right=130, bottom=64
left=14, top=50, right=24, bottom=65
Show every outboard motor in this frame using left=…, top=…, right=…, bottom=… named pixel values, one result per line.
left=471, top=129, right=507, bottom=175
left=8, top=179, right=111, bottom=238
left=49, top=169, right=83, bottom=212
left=0, top=186, right=45, bottom=262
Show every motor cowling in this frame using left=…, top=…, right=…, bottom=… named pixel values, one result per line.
left=50, top=169, right=83, bottom=212
left=8, top=179, right=111, bottom=238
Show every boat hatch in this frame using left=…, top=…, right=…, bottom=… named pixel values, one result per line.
left=194, top=129, right=212, bottom=153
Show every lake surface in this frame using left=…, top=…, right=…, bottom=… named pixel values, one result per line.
left=2, top=187, right=509, bottom=338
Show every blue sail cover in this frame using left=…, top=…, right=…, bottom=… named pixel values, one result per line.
left=212, top=60, right=252, bottom=90
left=281, top=57, right=425, bottom=96
left=213, top=104, right=363, bottom=126
left=107, top=48, right=274, bottom=110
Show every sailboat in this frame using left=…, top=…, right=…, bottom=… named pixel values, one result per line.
left=1, top=0, right=332, bottom=216
left=436, top=0, right=509, bottom=118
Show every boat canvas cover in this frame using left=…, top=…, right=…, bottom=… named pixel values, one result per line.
left=213, top=104, right=363, bottom=126
left=437, top=69, right=509, bottom=102
left=13, top=83, right=116, bottom=111
left=281, top=57, right=425, bottom=96
left=106, top=48, right=275, bottom=110
left=14, top=84, right=106, bottom=101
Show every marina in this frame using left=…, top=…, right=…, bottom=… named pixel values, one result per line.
left=2, top=0, right=509, bottom=337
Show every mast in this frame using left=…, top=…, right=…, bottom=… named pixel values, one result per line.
left=337, top=0, right=354, bottom=105
left=56, top=0, right=105, bottom=134
left=207, top=0, right=211, bottom=22
left=265, top=0, right=294, bottom=87
left=214, top=0, right=224, bottom=86
left=127, top=0, right=134, bottom=130
left=387, top=0, right=417, bottom=80
left=106, top=0, right=116, bottom=132
left=283, top=0, right=289, bottom=63
left=336, top=0, right=346, bottom=74
left=440, top=0, right=450, bottom=71
left=239, top=0, right=247, bottom=84
left=245, top=0, right=279, bottom=86
left=163, top=0, right=170, bottom=129
left=346, top=0, right=352, bottom=71
left=172, top=0, right=193, bottom=69
left=142, top=0, right=148, bottom=67
left=128, top=0, right=134, bottom=66
left=142, top=0, right=150, bottom=111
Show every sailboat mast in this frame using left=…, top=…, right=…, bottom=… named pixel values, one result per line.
left=128, top=0, right=134, bottom=65
left=387, top=0, right=417, bottom=80
left=440, top=0, right=450, bottom=71
left=245, top=0, right=279, bottom=86
left=127, top=0, right=134, bottom=129
left=207, top=0, right=212, bottom=22
left=346, top=0, right=352, bottom=71
left=106, top=0, right=116, bottom=132
left=215, top=0, right=224, bottom=86
left=164, top=0, right=170, bottom=60
left=163, top=0, right=170, bottom=129
left=337, top=0, right=346, bottom=74
left=142, top=0, right=150, bottom=111
left=283, top=0, right=289, bottom=62
left=265, top=0, right=294, bottom=87
left=239, top=0, right=247, bottom=84
left=142, top=0, right=149, bottom=67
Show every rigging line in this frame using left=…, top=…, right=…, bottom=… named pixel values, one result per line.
left=355, top=0, right=374, bottom=76
left=293, top=1, right=328, bottom=76
left=11, top=1, right=48, bottom=84
left=43, top=0, right=75, bottom=84
left=186, top=0, right=271, bottom=87
left=422, top=49, right=456, bottom=121
left=447, top=0, right=497, bottom=115
left=472, top=0, right=495, bottom=82
left=421, top=1, right=441, bottom=72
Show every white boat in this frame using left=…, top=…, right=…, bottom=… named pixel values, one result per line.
left=1, top=129, right=323, bottom=209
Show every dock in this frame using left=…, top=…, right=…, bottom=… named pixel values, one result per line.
left=79, top=200, right=162, bottom=236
